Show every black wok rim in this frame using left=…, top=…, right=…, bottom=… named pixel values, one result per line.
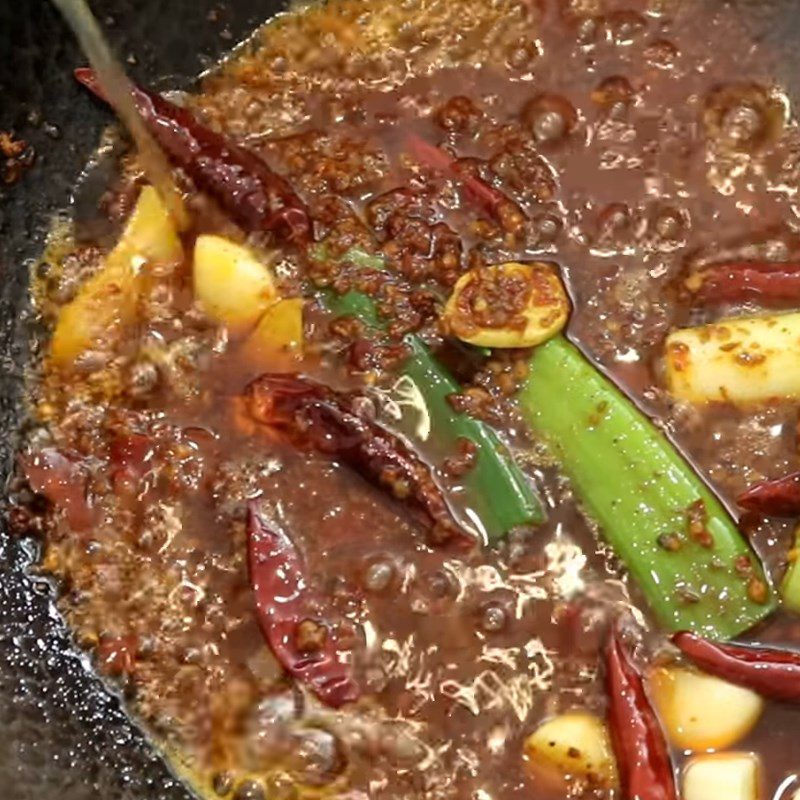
left=0, top=1, right=799, bottom=798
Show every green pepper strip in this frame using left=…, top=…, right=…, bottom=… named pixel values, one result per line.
left=520, top=335, right=775, bottom=639
left=780, top=529, right=800, bottom=615
left=319, top=253, right=543, bottom=543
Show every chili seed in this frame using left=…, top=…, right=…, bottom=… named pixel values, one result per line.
left=443, top=437, right=478, bottom=478
left=657, top=532, right=683, bottom=552
left=391, top=478, right=412, bottom=499
left=686, top=499, right=712, bottom=546
left=74, top=349, right=109, bottom=374
left=734, top=555, right=754, bottom=576
left=679, top=588, right=701, bottom=604
left=747, top=577, right=768, bottom=604
left=693, top=530, right=715, bottom=549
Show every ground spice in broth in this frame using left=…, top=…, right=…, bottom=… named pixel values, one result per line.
left=14, top=0, right=800, bottom=798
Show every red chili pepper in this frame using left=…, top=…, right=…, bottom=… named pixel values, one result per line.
left=245, top=373, right=474, bottom=548
left=74, top=68, right=310, bottom=244
left=606, top=629, right=677, bottom=800
left=247, top=502, right=360, bottom=708
left=689, top=262, right=800, bottom=306
left=21, top=448, right=96, bottom=531
left=673, top=631, right=800, bottom=702
left=405, top=134, right=513, bottom=224
left=737, top=471, right=800, bottom=517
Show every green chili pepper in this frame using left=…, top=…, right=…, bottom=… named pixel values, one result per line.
left=322, top=278, right=544, bottom=543
left=520, top=335, right=775, bottom=639
left=780, top=529, right=800, bottom=615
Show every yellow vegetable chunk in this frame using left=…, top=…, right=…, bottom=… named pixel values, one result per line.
left=51, top=186, right=183, bottom=366
left=193, top=235, right=278, bottom=335
left=524, top=712, right=617, bottom=790
left=650, top=666, right=764, bottom=752
left=683, top=753, right=761, bottom=800
left=442, top=261, right=569, bottom=348
left=241, top=298, right=305, bottom=371
left=665, top=312, right=800, bottom=405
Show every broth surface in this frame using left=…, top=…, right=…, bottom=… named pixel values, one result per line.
left=14, top=0, right=800, bottom=798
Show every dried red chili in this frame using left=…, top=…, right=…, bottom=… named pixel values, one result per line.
left=405, top=133, right=513, bottom=225
left=688, top=261, right=800, bottom=306
left=244, top=373, right=474, bottom=548
left=247, top=502, right=360, bottom=708
left=74, top=68, right=310, bottom=244
left=606, top=629, right=677, bottom=800
left=673, top=631, right=800, bottom=702
left=737, top=471, right=800, bottom=517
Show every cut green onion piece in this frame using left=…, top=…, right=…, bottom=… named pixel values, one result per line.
left=521, top=335, right=775, bottom=639
left=780, top=527, right=800, bottom=614
left=322, top=283, right=543, bottom=543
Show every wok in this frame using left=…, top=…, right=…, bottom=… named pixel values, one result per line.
left=0, top=1, right=798, bottom=798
